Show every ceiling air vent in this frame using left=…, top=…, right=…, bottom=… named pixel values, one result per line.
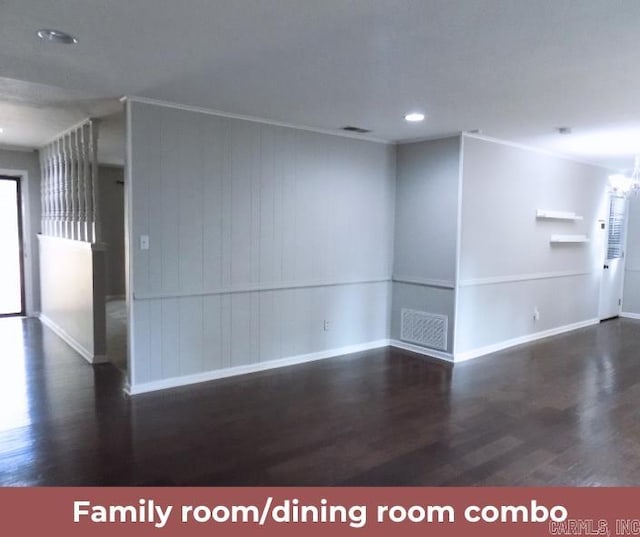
left=342, top=126, right=371, bottom=134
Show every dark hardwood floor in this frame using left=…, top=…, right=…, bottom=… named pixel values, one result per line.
left=1, top=316, right=640, bottom=486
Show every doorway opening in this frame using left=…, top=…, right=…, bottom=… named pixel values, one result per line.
left=0, top=175, right=25, bottom=317
left=98, top=108, right=128, bottom=375
left=599, top=193, right=628, bottom=321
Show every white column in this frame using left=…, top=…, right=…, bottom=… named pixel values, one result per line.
left=82, top=123, right=93, bottom=242
left=43, top=144, right=49, bottom=235
left=62, top=133, right=70, bottom=238
left=42, top=145, right=49, bottom=235
left=52, top=138, right=61, bottom=236
left=67, top=132, right=75, bottom=240
left=71, top=129, right=80, bottom=240
left=46, top=143, right=53, bottom=236
left=53, top=140, right=62, bottom=237
left=39, top=147, right=46, bottom=234
left=90, top=120, right=101, bottom=243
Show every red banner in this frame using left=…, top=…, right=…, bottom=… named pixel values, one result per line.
left=0, top=487, right=635, bottom=535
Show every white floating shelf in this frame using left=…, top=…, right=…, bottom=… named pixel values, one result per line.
left=536, top=209, right=583, bottom=221
left=550, top=234, right=589, bottom=244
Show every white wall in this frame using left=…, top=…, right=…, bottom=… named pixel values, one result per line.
left=623, top=196, right=640, bottom=315
left=0, top=148, right=41, bottom=315
left=38, top=235, right=107, bottom=362
left=99, top=165, right=126, bottom=297
left=127, top=101, right=396, bottom=390
left=123, top=106, right=616, bottom=389
left=391, top=136, right=461, bottom=353
left=455, top=136, right=609, bottom=355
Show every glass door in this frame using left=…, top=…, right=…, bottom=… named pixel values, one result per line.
left=0, top=176, right=24, bottom=316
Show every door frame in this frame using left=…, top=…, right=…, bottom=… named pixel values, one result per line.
left=598, top=191, right=629, bottom=321
left=0, top=174, right=26, bottom=316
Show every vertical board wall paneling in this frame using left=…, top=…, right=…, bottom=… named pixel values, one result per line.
left=129, top=101, right=395, bottom=388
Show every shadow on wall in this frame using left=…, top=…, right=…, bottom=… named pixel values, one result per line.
left=99, top=165, right=126, bottom=298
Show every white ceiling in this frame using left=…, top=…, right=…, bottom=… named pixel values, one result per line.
left=0, top=78, right=124, bottom=164
left=1, top=1, right=640, bottom=170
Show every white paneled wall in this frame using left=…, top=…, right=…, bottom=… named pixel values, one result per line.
left=131, top=283, right=389, bottom=385
left=127, top=101, right=395, bottom=390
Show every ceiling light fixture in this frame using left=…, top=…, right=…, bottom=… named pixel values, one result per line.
left=609, top=156, right=640, bottom=196
left=0, top=127, right=4, bottom=134
left=37, top=29, right=78, bottom=44
left=405, top=112, right=425, bottom=123
left=557, top=126, right=572, bottom=135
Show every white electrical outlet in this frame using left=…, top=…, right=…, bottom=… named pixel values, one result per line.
left=533, top=307, right=540, bottom=321
left=323, top=320, right=332, bottom=331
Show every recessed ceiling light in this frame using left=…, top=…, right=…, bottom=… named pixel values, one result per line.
left=37, top=29, right=78, bottom=44
left=0, top=127, right=4, bottom=134
left=405, top=112, right=425, bottom=123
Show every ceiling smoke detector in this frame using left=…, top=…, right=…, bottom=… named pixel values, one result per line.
left=557, top=126, right=572, bottom=135
left=37, top=29, right=78, bottom=44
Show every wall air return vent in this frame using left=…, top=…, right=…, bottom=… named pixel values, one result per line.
left=342, top=126, right=371, bottom=134
left=401, top=309, right=448, bottom=350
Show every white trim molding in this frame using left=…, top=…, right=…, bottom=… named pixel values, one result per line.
left=38, top=313, right=108, bottom=365
left=461, top=132, right=616, bottom=172
left=0, top=166, right=35, bottom=317
left=126, top=339, right=391, bottom=395
left=389, top=339, right=454, bottom=362
left=452, top=133, right=465, bottom=357
left=124, top=317, right=605, bottom=394
left=134, top=276, right=391, bottom=300
left=124, top=96, right=390, bottom=145
left=37, top=234, right=106, bottom=251
left=620, top=312, right=640, bottom=320
left=459, top=270, right=592, bottom=288
left=392, top=275, right=455, bottom=290
left=454, top=318, right=600, bottom=362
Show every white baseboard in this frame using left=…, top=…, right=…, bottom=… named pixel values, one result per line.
left=620, top=312, right=640, bottom=320
left=389, top=339, right=454, bottom=362
left=454, top=318, right=600, bottom=362
left=126, top=339, right=391, bottom=395
left=38, top=313, right=108, bottom=365
left=125, top=318, right=605, bottom=395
